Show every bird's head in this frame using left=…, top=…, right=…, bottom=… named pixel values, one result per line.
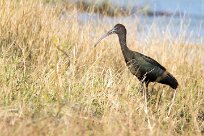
left=110, top=24, right=126, bottom=35
left=94, top=24, right=126, bottom=47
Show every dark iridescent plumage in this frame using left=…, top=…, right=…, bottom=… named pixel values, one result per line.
left=94, top=24, right=178, bottom=90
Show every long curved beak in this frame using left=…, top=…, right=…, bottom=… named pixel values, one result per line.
left=94, top=28, right=115, bottom=47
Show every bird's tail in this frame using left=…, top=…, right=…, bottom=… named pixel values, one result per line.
left=160, top=72, right=178, bottom=89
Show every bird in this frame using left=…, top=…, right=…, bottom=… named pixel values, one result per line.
left=94, top=24, right=178, bottom=97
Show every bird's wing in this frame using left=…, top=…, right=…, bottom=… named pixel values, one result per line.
left=129, top=51, right=167, bottom=82
left=136, top=52, right=166, bottom=71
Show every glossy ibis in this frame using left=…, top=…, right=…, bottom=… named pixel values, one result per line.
left=94, top=24, right=178, bottom=114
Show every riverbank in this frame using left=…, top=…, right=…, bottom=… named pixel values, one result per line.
left=58, top=0, right=204, bottom=44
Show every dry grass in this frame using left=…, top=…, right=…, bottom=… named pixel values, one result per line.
left=0, top=0, right=204, bottom=135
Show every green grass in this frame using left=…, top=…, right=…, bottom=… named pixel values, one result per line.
left=0, top=0, right=204, bottom=135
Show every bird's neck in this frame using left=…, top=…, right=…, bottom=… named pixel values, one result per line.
left=118, top=33, right=130, bottom=56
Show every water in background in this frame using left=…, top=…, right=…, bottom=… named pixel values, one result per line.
left=109, top=0, right=204, bottom=16
left=73, top=0, right=204, bottom=44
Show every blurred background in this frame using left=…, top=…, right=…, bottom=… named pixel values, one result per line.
left=65, top=0, right=204, bottom=44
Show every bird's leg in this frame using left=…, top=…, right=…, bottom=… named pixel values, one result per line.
left=139, top=78, right=152, bottom=130
left=168, top=89, right=177, bottom=116
left=155, top=90, right=162, bottom=110
left=140, top=75, right=147, bottom=96
left=143, top=82, right=152, bottom=131
left=145, top=83, right=150, bottom=100
left=139, top=82, right=144, bottom=94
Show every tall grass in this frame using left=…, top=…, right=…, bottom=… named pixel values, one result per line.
left=0, top=0, right=204, bottom=135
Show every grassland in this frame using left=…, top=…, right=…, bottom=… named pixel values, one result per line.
left=0, top=0, right=204, bottom=135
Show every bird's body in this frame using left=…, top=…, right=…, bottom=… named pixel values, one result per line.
left=124, top=50, right=178, bottom=89
left=94, top=24, right=178, bottom=90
